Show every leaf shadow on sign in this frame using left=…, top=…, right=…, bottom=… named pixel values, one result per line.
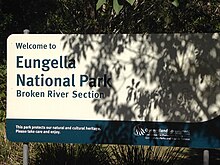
left=62, top=33, right=220, bottom=147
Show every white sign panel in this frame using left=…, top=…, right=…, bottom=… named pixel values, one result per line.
left=6, top=34, right=220, bottom=148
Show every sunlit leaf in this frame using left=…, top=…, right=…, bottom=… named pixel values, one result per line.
left=96, top=0, right=106, bottom=10
left=171, top=0, right=179, bottom=7
left=126, top=0, right=135, bottom=5
left=113, top=0, right=123, bottom=14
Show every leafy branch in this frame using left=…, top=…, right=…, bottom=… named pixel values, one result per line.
left=96, top=0, right=179, bottom=15
left=96, top=0, right=135, bottom=14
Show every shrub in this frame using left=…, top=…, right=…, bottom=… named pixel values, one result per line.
left=0, top=64, right=6, bottom=122
left=34, top=143, right=112, bottom=165
left=111, top=145, right=186, bottom=165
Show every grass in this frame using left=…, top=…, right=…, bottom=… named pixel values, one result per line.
left=35, top=143, right=112, bottom=165
left=110, top=145, right=186, bottom=165
left=0, top=122, right=22, bottom=164
left=0, top=122, right=37, bottom=164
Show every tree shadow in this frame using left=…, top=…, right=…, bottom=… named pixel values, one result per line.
left=62, top=33, right=220, bottom=147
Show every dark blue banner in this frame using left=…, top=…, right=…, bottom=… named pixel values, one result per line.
left=6, top=117, right=220, bottom=148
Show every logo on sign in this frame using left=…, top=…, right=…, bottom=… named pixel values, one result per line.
left=133, top=124, right=148, bottom=136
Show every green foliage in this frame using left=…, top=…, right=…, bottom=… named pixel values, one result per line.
left=0, top=64, right=6, bottom=122
left=113, top=0, right=123, bottom=14
left=34, top=144, right=186, bottom=165
left=171, top=0, right=179, bottom=7
left=126, top=0, right=135, bottom=5
left=96, top=0, right=135, bottom=14
left=0, top=0, right=219, bottom=60
left=35, top=143, right=112, bottom=165
left=0, top=140, right=23, bottom=165
left=96, top=0, right=106, bottom=10
left=0, top=137, right=187, bottom=165
left=111, top=145, right=185, bottom=164
left=96, top=0, right=180, bottom=14
left=0, top=123, right=37, bottom=165
left=94, top=0, right=220, bottom=33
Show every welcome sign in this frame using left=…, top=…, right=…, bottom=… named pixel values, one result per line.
left=7, top=34, right=220, bottom=148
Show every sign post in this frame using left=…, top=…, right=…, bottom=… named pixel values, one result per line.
left=6, top=33, right=220, bottom=149
left=23, top=142, right=28, bottom=165
left=203, top=150, right=209, bottom=165
left=22, top=29, right=30, bottom=165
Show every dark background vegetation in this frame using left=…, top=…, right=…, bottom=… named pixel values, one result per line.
left=0, top=0, right=220, bottom=164
left=0, top=0, right=219, bottom=62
